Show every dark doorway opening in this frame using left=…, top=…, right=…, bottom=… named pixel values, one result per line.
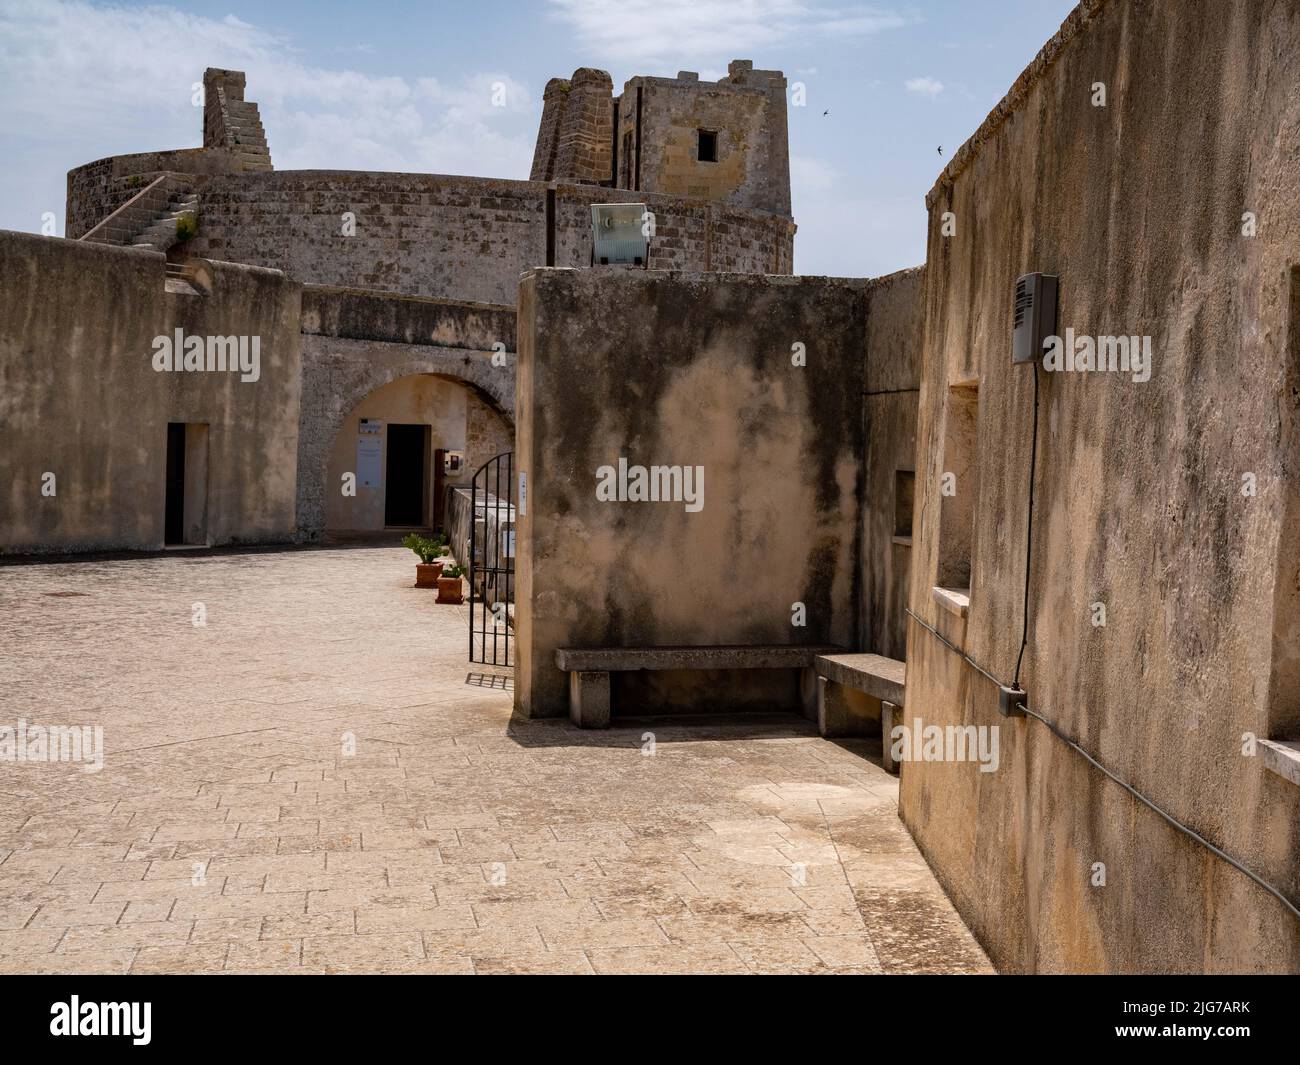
left=385, top=423, right=428, bottom=527
left=165, top=422, right=186, bottom=545
left=164, top=422, right=209, bottom=546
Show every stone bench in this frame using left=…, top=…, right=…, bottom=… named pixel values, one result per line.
left=811, top=653, right=906, bottom=772
left=554, top=644, right=842, bottom=729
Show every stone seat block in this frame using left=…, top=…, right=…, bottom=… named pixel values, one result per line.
left=813, top=652, right=905, bottom=706
left=555, top=644, right=843, bottom=730
left=555, top=644, right=842, bottom=673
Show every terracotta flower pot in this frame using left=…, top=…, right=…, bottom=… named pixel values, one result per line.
left=415, top=563, right=442, bottom=588
left=436, top=575, right=464, bottom=604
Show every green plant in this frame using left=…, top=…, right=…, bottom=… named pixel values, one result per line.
left=441, top=564, right=465, bottom=579
left=175, top=211, right=198, bottom=242
left=401, top=533, right=444, bottom=564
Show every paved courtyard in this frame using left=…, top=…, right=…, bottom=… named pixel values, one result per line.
left=0, top=545, right=992, bottom=975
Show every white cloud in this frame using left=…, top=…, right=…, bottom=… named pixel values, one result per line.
left=904, top=76, right=944, bottom=98
left=0, top=0, right=537, bottom=194
left=546, top=0, right=908, bottom=67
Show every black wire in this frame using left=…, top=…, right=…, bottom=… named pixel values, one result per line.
left=904, top=607, right=1300, bottom=923
left=1014, top=700, right=1300, bottom=922
left=1013, top=361, right=1040, bottom=686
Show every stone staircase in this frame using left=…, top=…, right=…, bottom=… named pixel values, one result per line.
left=79, top=173, right=199, bottom=252
left=131, top=188, right=200, bottom=251
left=223, top=98, right=273, bottom=172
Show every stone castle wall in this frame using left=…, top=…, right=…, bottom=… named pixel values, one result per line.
left=861, top=266, right=924, bottom=662
left=0, top=231, right=302, bottom=553
left=295, top=283, right=516, bottom=539
left=903, top=0, right=1300, bottom=973
left=193, top=170, right=794, bottom=305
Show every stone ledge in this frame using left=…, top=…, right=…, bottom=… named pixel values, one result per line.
left=932, top=586, right=971, bottom=619
left=555, top=644, right=842, bottom=672
left=300, top=284, right=515, bottom=351
left=1259, top=739, right=1300, bottom=787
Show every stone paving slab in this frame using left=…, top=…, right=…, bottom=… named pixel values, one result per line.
left=0, top=546, right=992, bottom=975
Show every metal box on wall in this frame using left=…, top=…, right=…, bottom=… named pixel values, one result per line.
left=1012, top=272, right=1059, bottom=365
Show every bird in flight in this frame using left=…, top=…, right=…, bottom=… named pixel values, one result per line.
left=937, top=145, right=943, bottom=156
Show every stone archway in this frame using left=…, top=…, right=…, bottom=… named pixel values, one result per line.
left=295, top=335, right=515, bottom=541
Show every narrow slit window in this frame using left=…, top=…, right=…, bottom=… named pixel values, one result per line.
left=894, top=470, right=915, bottom=540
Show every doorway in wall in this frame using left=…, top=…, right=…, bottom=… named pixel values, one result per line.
left=164, top=422, right=209, bottom=546
left=385, top=423, right=429, bottom=527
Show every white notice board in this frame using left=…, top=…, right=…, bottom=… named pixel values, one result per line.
left=357, top=436, right=382, bottom=488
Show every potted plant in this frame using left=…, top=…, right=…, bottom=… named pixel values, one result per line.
left=437, top=563, right=466, bottom=605
left=402, top=533, right=447, bottom=588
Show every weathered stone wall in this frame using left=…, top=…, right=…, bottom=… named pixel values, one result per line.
left=198, top=172, right=545, bottom=304
left=295, top=284, right=515, bottom=540
left=0, top=231, right=301, bottom=553
left=903, top=0, right=1300, bottom=973
left=862, top=267, right=923, bottom=660
left=515, top=269, right=866, bottom=719
left=195, top=171, right=794, bottom=304
left=65, top=148, right=235, bottom=239
left=552, top=183, right=794, bottom=276
left=619, top=62, right=791, bottom=219
left=464, top=390, right=515, bottom=481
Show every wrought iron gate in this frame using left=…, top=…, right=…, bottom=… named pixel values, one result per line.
left=465, top=451, right=515, bottom=666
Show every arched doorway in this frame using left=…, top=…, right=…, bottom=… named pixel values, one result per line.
left=295, top=335, right=516, bottom=543
left=322, top=372, right=513, bottom=538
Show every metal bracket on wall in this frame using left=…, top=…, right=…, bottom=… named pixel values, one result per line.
left=998, top=685, right=1027, bottom=717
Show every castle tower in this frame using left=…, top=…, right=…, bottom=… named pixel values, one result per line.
left=530, top=60, right=791, bottom=219
left=531, top=68, right=614, bottom=186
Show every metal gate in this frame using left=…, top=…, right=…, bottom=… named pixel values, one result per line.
left=465, top=451, right=515, bottom=666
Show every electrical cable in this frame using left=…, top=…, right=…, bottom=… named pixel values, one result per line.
left=904, top=607, right=1300, bottom=923
left=1013, top=361, right=1040, bottom=687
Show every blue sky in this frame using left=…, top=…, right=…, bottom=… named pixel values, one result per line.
left=0, top=0, right=1077, bottom=277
